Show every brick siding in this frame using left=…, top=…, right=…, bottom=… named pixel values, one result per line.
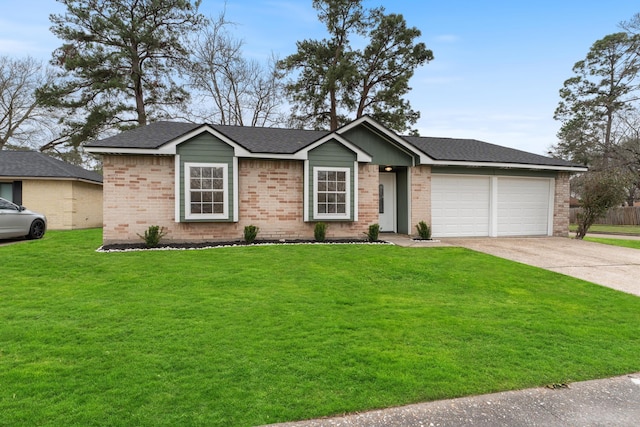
left=101, top=155, right=573, bottom=243
left=409, top=165, right=432, bottom=236
left=22, top=179, right=102, bottom=230
left=102, top=156, right=379, bottom=244
left=553, top=171, right=571, bottom=237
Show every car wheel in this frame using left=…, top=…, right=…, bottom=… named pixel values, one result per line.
left=28, top=219, right=46, bottom=240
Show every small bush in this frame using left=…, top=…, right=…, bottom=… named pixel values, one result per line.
left=416, top=221, right=432, bottom=240
left=138, top=225, right=167, bottom=248
left=244, top=225, right=259, bottom=244
left=314, top=222, right=327, bottom=242
left=366, top=223, right=380, bottom=242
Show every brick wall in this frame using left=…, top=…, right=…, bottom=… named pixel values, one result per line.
left=21, top=179, right=102, bottom=230
left=23, top=180, right=72, bottom=229
left=102, top=156, right=380, bottom=244
left=102, top=155, right=575, bottom=243
left=553, top=171, right=571, bottom=237
left=103, top=155, right=176, bottom=243
left=71, top=181, right=103, bottom=229
left=410, top=165, right=432, bottom=236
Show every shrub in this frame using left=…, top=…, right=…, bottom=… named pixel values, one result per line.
left=416, top=221, right=432, bottom=239
left=314, top=222, right=327, bottom=242
left=138, top=225, right=167, bottom=248
left=366, top=223, right=380, bottom=242
left=243, top=225, right=259, bottom=244
left=573, top=171, right=627, bottom=239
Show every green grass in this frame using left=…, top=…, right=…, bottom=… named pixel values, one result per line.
left=569, top=224, right=640, bottom=234
left=2, top=229, right=640, bottom=426
left=585, top=237, right=640, bottom=249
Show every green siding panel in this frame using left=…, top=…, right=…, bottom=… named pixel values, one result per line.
left=308, top=141, right=357, bottom=221
left=343, top=127, right=414, bottom=166
left=177, top=134, right=235, bottom=222
left=396, top=168, right=409, bottom=234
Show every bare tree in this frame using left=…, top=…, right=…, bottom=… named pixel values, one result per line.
left=0, top=56, right=57, bottom=151
left=186, top=12, right=283, bottom=127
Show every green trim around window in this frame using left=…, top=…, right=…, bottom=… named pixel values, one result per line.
left=176, top=133, right=236, bottom=222
left=307, top=140, right=357, bottom=222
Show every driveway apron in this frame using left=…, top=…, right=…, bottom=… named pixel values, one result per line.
left=442, top=237, right=640, bottom=297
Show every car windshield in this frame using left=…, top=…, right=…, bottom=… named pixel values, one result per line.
left=0, top=197, right=19, bottom=210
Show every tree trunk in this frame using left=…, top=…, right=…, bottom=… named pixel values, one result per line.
left=329, top=87, right=338, bottom=130
left=131, top=52, right=147, bottom=126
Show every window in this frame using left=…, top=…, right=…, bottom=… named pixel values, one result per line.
left=185, top=163, right=228, bottom=219
left=314, top=167, right=350, bottom=219
left=0, top=182, right=12, bottom=201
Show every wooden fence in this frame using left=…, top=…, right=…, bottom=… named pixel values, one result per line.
left=570, top=206, right=640, bottom=225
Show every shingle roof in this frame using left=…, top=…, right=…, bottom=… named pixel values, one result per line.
left=85, top=121, right=581, bottom=169
left=85, top=122, right=202, bottom=149
left=213, top=125, right=329, bottom=153
left=0, top=151, right=103, bottom=183
left=404, top=136, right=579, bottom=168
left=85, top=121, right=330, bottom=153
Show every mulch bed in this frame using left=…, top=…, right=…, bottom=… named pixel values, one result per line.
left=98, top=238, right=391, bottom=252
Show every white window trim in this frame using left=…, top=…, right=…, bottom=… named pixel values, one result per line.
left=303, top=160, right=310, bottom=222
left=184, top=162, right=229, bottom=220
left=353, top=161, right=359, bottom=222
left=174, top=155, right=181, bottom=223
left=313, top=166, right=351, bottom=220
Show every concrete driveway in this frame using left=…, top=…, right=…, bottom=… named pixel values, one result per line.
left=442, top=237, right=640, bottom=297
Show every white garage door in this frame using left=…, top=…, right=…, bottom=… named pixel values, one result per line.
left=431, top=175, right=490, bottom=237
left=431, top=175, right=553, bottom=238
left=497, top=178, right=551, bottom=236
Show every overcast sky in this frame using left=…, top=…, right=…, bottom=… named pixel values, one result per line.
left=1, top=0, right=639, bottom=155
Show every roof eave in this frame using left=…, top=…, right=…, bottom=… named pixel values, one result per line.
left=87, top=130, right=374, bottom=162
left=427, top=159, right=587, bottom=172
left=0, top=175, right=103, bottom=184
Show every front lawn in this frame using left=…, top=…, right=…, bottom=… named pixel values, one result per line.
left=585, top=237, right=640, bottom=249
left=2, top=229, right=640, bottom=426
left=569, top=224, right=640, bottom=235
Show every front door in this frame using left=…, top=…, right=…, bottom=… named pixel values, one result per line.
left=378, top=172, right=396, bottom=232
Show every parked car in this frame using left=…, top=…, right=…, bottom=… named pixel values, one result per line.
left=0, top=197, right=47, bottom=240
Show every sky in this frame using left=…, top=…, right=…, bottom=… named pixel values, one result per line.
left=1, top=0, right=639, bottom=156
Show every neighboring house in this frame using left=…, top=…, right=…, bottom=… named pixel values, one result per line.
left=84, top=116, right=586, bottom=245
left=0, top=151, right=103, bottom=230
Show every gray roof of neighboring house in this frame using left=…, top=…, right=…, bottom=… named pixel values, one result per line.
left=85, top=121, right=580, bottom=168
left=0, top=151, right=103, bottom=183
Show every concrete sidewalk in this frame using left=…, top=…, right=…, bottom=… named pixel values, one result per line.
left=266, top=373, right=640, bottom=426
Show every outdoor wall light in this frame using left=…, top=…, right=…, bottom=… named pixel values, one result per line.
left=384, top=166, right=392, bottom=172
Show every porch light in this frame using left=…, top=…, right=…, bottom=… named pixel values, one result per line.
left=384, top=166, right=392, bottom=172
